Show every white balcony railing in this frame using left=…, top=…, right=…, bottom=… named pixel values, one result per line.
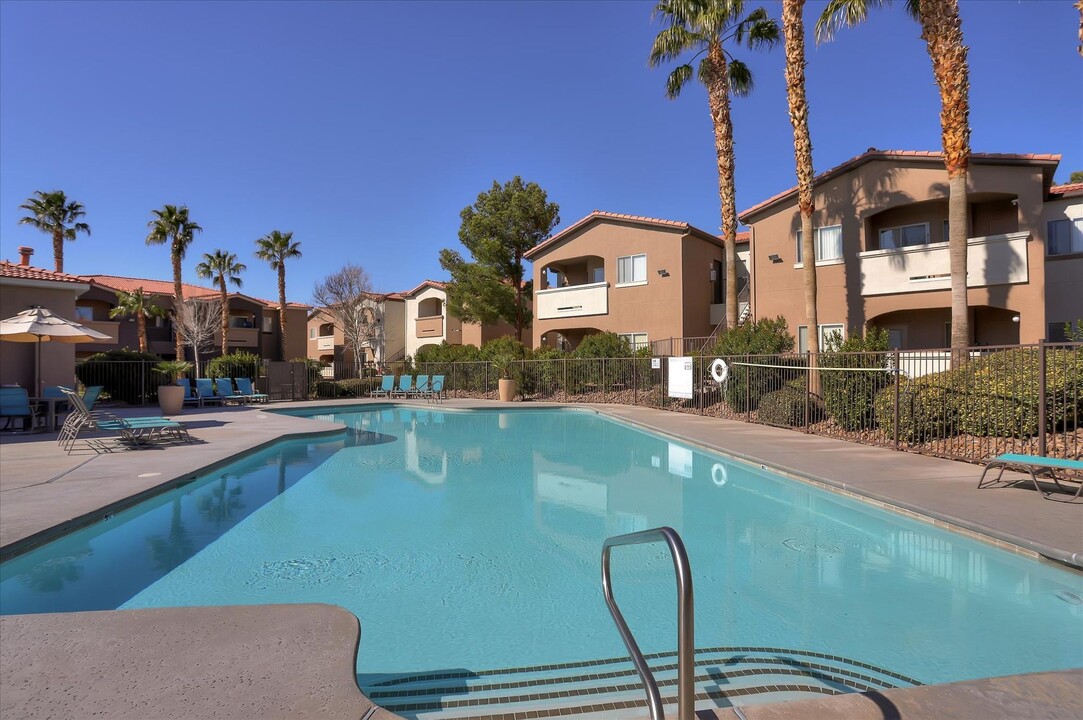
left=317, top=336, right=335, bottom=351
left=535, top=281, right=609, bottom=320
left=859, top=231, right=1029, bottom=296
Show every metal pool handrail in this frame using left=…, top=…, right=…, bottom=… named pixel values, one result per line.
left=600, top=526, right=695, bottom=720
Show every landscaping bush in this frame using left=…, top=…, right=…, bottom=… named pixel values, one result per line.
left=572, top=332, right=633, bottom=359
left=757, top=382, right=824, bottom=428
left=206, top=351, right=262, bottom=380
left=875, top=374, right=959, bottom=443
left=705, top=317, right=799, bottom=412
left=316, top=377, right=379, bottom=398
left=820, top=327, right=893, bottom=431
left=479, top=336, right=529, bottom=360
left=75, top=348, right=162, bottom=405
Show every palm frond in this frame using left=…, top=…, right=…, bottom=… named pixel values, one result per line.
left=815, top=0, right=878, bottom=43
left=665, top=63, right=696, bottom=99
left=735, top=8, right=781, bottom=49
left=727, top=58, right=755, bottom=96
left=649, top=24, right=704, bottom=66
left=903, top=0, right=920, bottom=21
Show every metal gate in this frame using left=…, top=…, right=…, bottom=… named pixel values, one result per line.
left=262, top=360, right=308, bottom=401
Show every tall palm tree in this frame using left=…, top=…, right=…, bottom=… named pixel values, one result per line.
left=782, top=0, right=820, bottom=380
left=195, top=250, right=247, bottom=353
left=18, top=190, right=90, bottom=273
left=650, top=0, right=779, bottom=329
left=817, top=0, right=971, bottom=355
left=255, top=230, right=302, bottom=360
left=146, top=205, right=202, bottom=360
left=109, top=289, right=165, bottom=353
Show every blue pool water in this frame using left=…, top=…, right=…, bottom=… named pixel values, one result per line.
left=2, top=407, right=1081, bottom=706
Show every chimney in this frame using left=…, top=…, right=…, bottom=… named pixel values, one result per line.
left=17, top=246, right=34, bottom=266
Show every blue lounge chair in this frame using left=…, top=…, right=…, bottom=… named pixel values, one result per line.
left=177, top=379, right=201, bottom=407
left=196, top=378, right=223, bottom=406
left=56, top=387, right=191, bottom=453
left=427, top=375, right=445, bottom=403
left=42, top=385, right=70, bottom=413
left=235, top=378, right=268, bottom=403
left=370, top=375, right=395, bottom=397
left=391, top=375, right=413, bottom=398
left=978, top=453, right=1083, bottom=501
left=216, top=378, right=246, bottom=404
left=408, top=375, right=430, bottom=397
left=0, top=387, right=43, bottom=431
left=82, top=386, right=103, bottom=411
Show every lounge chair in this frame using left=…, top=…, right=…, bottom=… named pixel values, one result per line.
left=215, top=378, right=246, bottom=404
left=235, top=378, right=269, bottom=404
left=177, top=379, right=201, bottom=407
left=408, top=375, right=430, bottom=398
left=196, top=378, right=223, bottom=406
left=56, top=387, right=191, bottom=454
left=427, top=375, right=445, bottom=403
left=978, top=453, right=1083, bottom=501
left=83, top=386, right=103, bottom=411
left=42, top=385, right=70, bottom=414
left=0, top=387, right=43, bottom=431
left=370, top=375, right=395, bottom=397
left=391, top=375, right=414, bottom=398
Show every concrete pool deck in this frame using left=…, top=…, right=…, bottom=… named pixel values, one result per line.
left=1, top=398, right=1080, bottom=719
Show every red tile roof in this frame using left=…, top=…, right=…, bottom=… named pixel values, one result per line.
left=1050, top=182, right=1083, bottom=199
left=524, top=210, right=730, bottom=260
left=739, top=149, right=1063, bottom=221
left=83, top=274, right=310, bottom=309
left=0, top=260, right=90, bottom=285
left=402, top=279, right=447, bottom=297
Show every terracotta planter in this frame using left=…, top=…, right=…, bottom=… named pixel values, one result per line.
left=158, top=385, right=185, bottom=416
left=498, top=378, right=517, bottom=402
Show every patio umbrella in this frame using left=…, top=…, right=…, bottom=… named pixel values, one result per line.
left=0, top=306, right=112, bottom=395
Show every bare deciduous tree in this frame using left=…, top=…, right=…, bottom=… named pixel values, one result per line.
left=173, top=298, right=223, bottom=378
left=313, top=264, right=381, bottom=375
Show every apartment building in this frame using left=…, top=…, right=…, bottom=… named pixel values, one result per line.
left=739, top=149, right=1082, bottom=350
left=524, top=211, right=749, bottom=351
left=402, top=280, right=526, bottom=358
left=306, top=292, right=406, bottom=369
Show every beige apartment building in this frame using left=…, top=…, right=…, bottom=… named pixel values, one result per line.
left=402, top=280, right=526, bottom=357
left=524, top=211, right=749, bottom=351
left=306, top=292, right=407, bottom=369
left=739, top=150, right=1083, bottom=350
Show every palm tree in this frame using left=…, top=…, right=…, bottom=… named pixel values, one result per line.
left=195, top=250, right=246, bottom=353
left=817, top=0, right=971, bottom=356
left=650, top=0, right=779, bottom=329
left=782, top=0, right=820, bottom=383
left=254, top=230, right=302, bottom=360
left=146, top=205, right=202, bottom=361
left=18, top=190, right=90, bottom=273
left=109, top=289, right=165, bottom=353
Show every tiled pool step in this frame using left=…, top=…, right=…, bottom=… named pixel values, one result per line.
left=367, top=647, right=923, bottom=720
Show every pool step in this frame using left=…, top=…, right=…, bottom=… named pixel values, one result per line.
left=365, top=646, right=922, bottom=720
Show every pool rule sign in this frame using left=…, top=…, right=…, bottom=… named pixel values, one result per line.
left=667, top=356, right=694, bottom=399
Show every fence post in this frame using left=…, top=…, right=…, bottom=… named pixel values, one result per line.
left=485, top=363, right=489, bottom=399
left=140, top=362, right=147, bottom=405
left=745, top=362, right=751, bottom=423
left=893, top=348, right=900, bottom=451
left=1038, top=339, right=1047, bottom=457
left=602, top=358, right=607, bottom=404
left=804, top=359, right=810, bottom=432
left=633, top=357, right=638, bottom=406
left=562, top=358, right=567, bottom=403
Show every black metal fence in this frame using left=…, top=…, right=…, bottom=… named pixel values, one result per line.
left=73, top=359, right=311, bottom=403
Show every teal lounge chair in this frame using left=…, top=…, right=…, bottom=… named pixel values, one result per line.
left=235, top=378, right=268, bottom=403
left=177, top=379, right=201, bottom=407
left=83, top=386, right=103, bottom=411
left=427, top=375, right=445, bottom=403
left=196, top=378, right=223, bottom=406
left=978, top=453, right=1083, bottom=501
left=409, top=375, right=430, bottom=397
left=370, top=375, right=395, bottom=397
left=216, top=378, right=246, bottom=404
left=42, top=385, right=70, bottom=414
left=0, top=387, right=43, bottom=431
left=56, top=386, right=191, bottom=453
left=391, top=375, right=413, bottom=398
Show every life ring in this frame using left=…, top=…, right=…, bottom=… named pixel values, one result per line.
left=709, top=359, right=729, bottom=384
left=711, top=462, right=728, bottom=487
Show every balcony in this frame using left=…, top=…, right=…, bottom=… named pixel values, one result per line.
left=215, top=327, right=259, bottom=348
left=859, top=232, right=1029, bottom=296
left=316, top=336, right=335, bottom=351
left=415, top=315, right=444, bottom=339
left=80, top=319, right=119, bottom=344
left=535, top=282, right=609, bottom=321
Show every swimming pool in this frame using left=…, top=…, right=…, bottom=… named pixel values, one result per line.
left=2, top=407, right=1081, bottom=717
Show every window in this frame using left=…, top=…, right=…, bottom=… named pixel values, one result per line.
left=309, top=328, right=316, bottom=339
left=1048, top=323, right=1069, bottom=343
left=591, top=266, right=605, bottom=284
left=711, top=260, right=723, bottom=304
left=1048, top=218, right=1083, bottom=255
left=618, top=332, right=649, bottom=351
left=616, top=254, right=647, bottom=285
left=942, top=219, right=949, bottom=243
left=75, top=306, right=94, bottom=321
left=795, top=225, right=843, bottom=264
left=262, top=316, right=274, bottom=333
left=879, top=223, right=930, bottom=250
left=798, top=324, right=845, bottom=354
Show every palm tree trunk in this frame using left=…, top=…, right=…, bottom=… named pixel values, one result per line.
left=173, top=252, right=186, bottom=361
left=53, top=228, right=64, bottom=273
left=278, top=267, right=288, bottom=360
left=783, top=0, right=820, bottom=389
left=918, top=0, right=971, bottom=360
left=704, top=43, right=739, bottom=329
left=220, top=281, right=230, bottom=354
left=137, top=312, right=148, bottom=354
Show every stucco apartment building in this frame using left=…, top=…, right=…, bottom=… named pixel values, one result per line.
left=739, top=149, right=1083, bottom=351
left=524, top=211, right=750, bottom=351
left=307, top=292, right=407, bottom=369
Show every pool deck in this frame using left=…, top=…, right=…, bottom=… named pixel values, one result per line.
left=1, top=398, right=1080, bottom=719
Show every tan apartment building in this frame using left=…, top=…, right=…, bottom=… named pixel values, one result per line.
left=739, top=150, right=1082, bottom=351
left=402, top=280, right=526, bottom=358
left=307, top=292, right=407, bottom=370
left=524, top=211, right=749, bottom=351
left=0, top=249, right=92, bottom=392
left=77, top=274, right=310, bottom=361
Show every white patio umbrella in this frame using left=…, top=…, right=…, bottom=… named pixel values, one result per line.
left=0, top=306, right=112, bottom=395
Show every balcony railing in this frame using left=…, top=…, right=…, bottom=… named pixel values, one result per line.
left=535, top=281, right=609, bottom=320
left=859, top=231, right=1029, bottom=296
left=415, top=315, right=444, bottom=338
left=215, top=327, right=259, bottom=347
left=317, top=336, right=335, bottom=351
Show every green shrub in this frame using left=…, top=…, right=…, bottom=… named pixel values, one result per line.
left=573, top=332, right=633, bottom=358
left=875, top=375, right=959, bottom=443
left=206, top=351, right=262, bottom=380
left=707, top=316, right=795, bottom=357
left=316, top=377, right=379, bottom=398
left=479, top=336, right=528, bottom=360
left=75, top=348, right=162, bottom=405
left=704, top=317, right=799, bottom=412
left=757, top=384, right=824, bottom=427
left=820, top=327, right=893, bottom=431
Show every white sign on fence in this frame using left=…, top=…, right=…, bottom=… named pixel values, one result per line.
left=667, top=356, right=693, bottom=399
left=651, top=357, right=661, bottom=370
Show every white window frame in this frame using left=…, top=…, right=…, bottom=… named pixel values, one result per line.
left=309, top=328, right=316, bottom=339
left=591, top=266, right=606, bottom=284
left=616, top=254, right=648, bottom=287
left=795, top=225, right=843, bottom=266
left=262, top=316, right=274, bottom=333
left=798, top=324, right=845, bottom=354
left=1047, top=218, right=1083, bottom=256
left=618, top=332, right=649, bottom=351
left=879, top=222, right=931, bottom=251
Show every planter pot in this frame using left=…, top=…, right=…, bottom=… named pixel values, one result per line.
left=158, top=385, right=185, bottom=416
left=498, top=378, right=517, bottom=402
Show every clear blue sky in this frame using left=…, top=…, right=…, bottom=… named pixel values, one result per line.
left=2, top=0, right=1080, bottom=303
